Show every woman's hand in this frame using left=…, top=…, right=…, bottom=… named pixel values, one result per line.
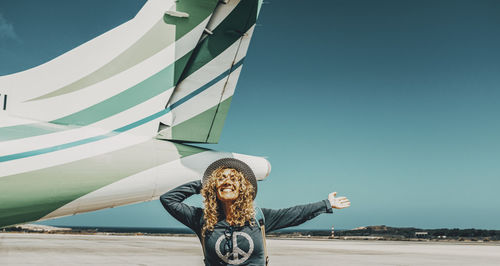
left=328, top=192, right=351, bottom=209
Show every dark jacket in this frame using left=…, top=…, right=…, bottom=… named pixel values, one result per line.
left=160, top=180, right=333, bottom=266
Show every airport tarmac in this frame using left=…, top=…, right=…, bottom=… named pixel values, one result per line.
left=1, top=233, right=499, bottom=265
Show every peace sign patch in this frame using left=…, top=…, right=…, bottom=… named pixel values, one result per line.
left=215, top=231, right=254, bottom=264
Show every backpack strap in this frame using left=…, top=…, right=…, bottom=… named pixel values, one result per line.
left=255, top=206, right=269, bottom=266
left=201, top=232, right=207, bottom=264
left=255, top=206, right=264, bottom=226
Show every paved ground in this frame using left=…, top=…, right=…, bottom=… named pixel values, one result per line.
left=1, top=233, right=499, bottom=265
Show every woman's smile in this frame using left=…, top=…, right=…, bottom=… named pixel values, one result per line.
left=216, top=168, right=241, bottom=201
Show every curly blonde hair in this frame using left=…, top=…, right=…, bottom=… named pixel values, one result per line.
left=200, top=167, right=255, bottom=236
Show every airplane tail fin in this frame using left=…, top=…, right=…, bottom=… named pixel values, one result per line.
left=157, top=0, right=263, bottom=143
left=0, top=0, right=262, bottom=141
left=0, top=0, right=220, bottom=137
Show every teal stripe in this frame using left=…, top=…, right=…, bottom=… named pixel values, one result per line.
left=0, top=58, right=244, bottom=163
left=179, top=0, right=258, bottom=81
left=29, top=19, right=176, bottom=102
left=0, top=135, right=111, bottom=162
left=170, top=59, right=244, bottom=110
left=28, top=0, right=219, bottom=102
left=0, top=124, right=66, bottom=142
left=51, top=64, right=174, bottom=126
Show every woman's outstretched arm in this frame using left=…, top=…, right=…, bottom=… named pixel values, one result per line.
left=159, top=180, right=204, bottom=234
left=262, top=192, right=350, bottom=232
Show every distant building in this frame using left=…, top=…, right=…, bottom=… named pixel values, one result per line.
left=415, top=232, right=428, bottom=238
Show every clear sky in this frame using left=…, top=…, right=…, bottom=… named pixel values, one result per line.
left=1, top=0, right=500, bottom=230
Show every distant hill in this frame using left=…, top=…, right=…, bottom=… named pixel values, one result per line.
left=3, top=224, right=500, bottom=241
left=271, top=225, right=500, bottom=241
left=338, top=225, right=500, bottom=240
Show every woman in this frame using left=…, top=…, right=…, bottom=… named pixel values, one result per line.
left=160, top=158, right=350, bottom=265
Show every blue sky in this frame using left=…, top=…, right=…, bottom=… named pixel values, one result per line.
left=1, top=0, right=500, bottom=230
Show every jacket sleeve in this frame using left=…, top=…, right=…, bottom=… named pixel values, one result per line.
left=261, top=199, right=333, bottom=233
left=159, top=180, right=204, bottom=235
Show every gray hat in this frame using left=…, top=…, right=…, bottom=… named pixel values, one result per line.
left=202, top=158, right=257, bottom=199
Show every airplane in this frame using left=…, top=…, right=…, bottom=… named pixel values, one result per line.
left=0, top=0, right=271, bottom=228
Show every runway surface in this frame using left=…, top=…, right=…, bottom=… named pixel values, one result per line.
left=1, top=233, right=499, bottom=265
